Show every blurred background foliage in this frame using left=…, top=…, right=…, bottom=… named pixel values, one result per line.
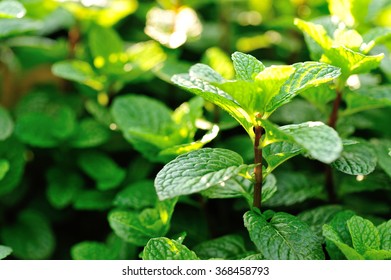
left=0, top=0, right=390, bottom=260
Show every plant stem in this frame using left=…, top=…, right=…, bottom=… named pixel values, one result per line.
left=253, top=125, right=263, bottom=209
left=325, top=83, right=344, bottom=203
left=327, top=88, right=343, bottom=129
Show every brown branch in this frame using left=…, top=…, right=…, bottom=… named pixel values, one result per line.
left=253, top=125, right=263, bottom=209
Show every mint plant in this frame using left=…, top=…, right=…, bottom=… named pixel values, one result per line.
left=165, top=52, right=342, bottom=209
left=294, top=0, right=391, bottom=202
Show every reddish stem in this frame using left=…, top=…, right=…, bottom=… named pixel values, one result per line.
left=253, top=125, right=263, bottom=209
left=328, top=89, right=343, bottom=129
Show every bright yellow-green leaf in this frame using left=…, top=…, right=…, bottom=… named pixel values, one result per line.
left=294, top=18, right=333, bottom=50
left=328, top=0, right=371, bottom=27
left=321, top=46, right=384, bottom=78
left=59, top=0, right=138, bottom=27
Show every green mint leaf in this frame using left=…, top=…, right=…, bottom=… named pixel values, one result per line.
left=109, top=199, right=176, bottom=246
left=280, top=121, right=343, bottom=164
left=73, top=190, right=114, bottom=211
left=0, top=245, right=12, bottom=260
left=0, top=210, right=55, bottom=259
left=244, top=211, right=324, bottom=260
left=111, top=94, right=190, bottom=162
left=363, top=249, right=391, bottom=260
left=88, top=25, right=124, bottom=60
left=155, top=148, right=252, bottom=200
left=294, top=18, right=333, bottom=51
left=298, top=205, right=344, bottom=242
left=231, top=51, right=265, bottom=81
left=322, top=224, right=364, bottom=260
left=78, top=151, right=125, bottom=190
left=158, top=124, right=219, bottom=159
left=189, top=63, right=225, bottom=83
left=328, top=0, right=371, bottom=27
left=0, top=106, right=13, bottom=141
left=264, top=172, right=323, bottom=207
left=343, top=86, right=391, bottom=115
left=347, top=216, right=380, bottom=255
left=89, top=25, right=124, bottom=75
left=71, top=242, right=116, bottom=260
left=0, top=1, right=26, bottom=18
left=0, top=18, right=42, bottom=38
left=111, top=94, right=173, bottom=138
left=68, top=118, right=111, bottom=148
left=331, top=141, right=377, bottom=175
left=113, top=180, right=157, bottom=210
left=171, top=73, right=253, bottom=135
left=362, top=27, right=391, bottom=53
left=267, top=62, right=341, bottom=114
left=300, top=84, right=337, bottom=112
left=339, top=171, right=391, bottom=195
left=85, top=99, right=113, bottom=127
left=0, top=138, right=25, bottom=196
left=263, top=141, right=302, bottom=173
left=0, top=159, right=10, bottom=181
left=193, top=234, right=247, bottom=260
left=377, top=220, right=391, bottom=251
left=46, top=168, right=83, bottom=209
left=256, top=65, right=295, bottom=115
left=201, top=173, right=276, bottom=206
left=202, top=47, right=235, bottom=79
left=321, top=46, right=384, bottom=78
left=142, top=237, right=198, bottom=260
left=14, top=92, right=77, bottom=147
left=371, top=139, right=391, bottom=178
left=52, top=60, right=104, bottom=91
left=324, top=210, right=356, bottom=259
left=241, top=253, right=265, bottom=260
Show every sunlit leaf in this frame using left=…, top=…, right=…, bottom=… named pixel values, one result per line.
left=142, top=237, right=198, bottom=260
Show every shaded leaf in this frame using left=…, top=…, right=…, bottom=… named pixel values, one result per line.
left=371, top=139, right=391, bottom=178
left=378, top=220, right=391, bottom=251
left=46, top=167, right=83, bottom=209
left=331, top=141, right=377, bottom=175
left=78, top=151, right=125, bottom=190
left=68, top=118, right=111, bottom=148
left=52, top=60, right=104, bottom=90
left=298, top=205, right=344, bottom=242
left=324, top=210, right=356, bottom=259
left=0, top=210, right=55, bottom=259
left=0, top=138, right=25, bottom=196
left=73, top=190, right=115, bottom=211
left=0, top=106, right=13, bottom=141
left=113, top=180, right=157, bottom=210
left=264, top=172, right=324, bottom=207
left=343, top=86, right=391, bottom=115
left=193, top=234, right=247, bottom=260
left=347, top=216, right=380, bottom=255
left=323, top=224, right=364, bottom=260
left=108, top=198, right=176, bottom=246
left=244, top=211, right=324, bottom=260
left=71, top=241, right=116, bottom=260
